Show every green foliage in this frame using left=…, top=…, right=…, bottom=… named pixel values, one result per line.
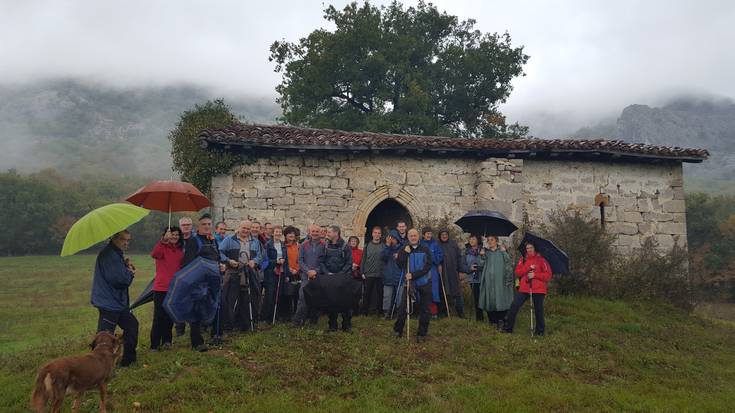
left=269, top=1, right=529, bottom=138
left=685, top=192, right=735, bottom=301
left=0, top=169, right=169, bottom=256
left=540, top=210, right=617, bottom=296
left=542, top=209, right=692, bottom=308
left=2, top=256, right=735, bottom=412
left=168, top=99, right=242, bottom=194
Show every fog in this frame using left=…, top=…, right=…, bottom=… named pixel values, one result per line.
left=1, top=0, right=734, bottom=137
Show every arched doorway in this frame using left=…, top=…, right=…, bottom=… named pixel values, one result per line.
left=364, top=198, right=413, bottom=242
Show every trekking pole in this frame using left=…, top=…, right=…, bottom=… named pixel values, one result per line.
left=406, top=255, right=410, bottom=341
left=272, top=267, right=282, bottom=325
left=246, top=268, right=255, bottom=331
left=529, top=277, right=535, bottom=337
left=439, top=266, right=451, bottom=319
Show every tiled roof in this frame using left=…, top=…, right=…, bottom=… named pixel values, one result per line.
left=199, top=123, right=709, bottom=163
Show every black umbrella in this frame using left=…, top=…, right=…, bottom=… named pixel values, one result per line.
left=455, top=210, right=518, bottom=236
left=517, top=232, right=569, bottom=275
left=130, top=279, right=155, bottom=310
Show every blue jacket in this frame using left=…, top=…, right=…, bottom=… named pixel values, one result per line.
left=219, top=234, right=265, bottom=268
left=396, top=243, right=433, bottom=290
left=421, top=237, right=444, bottom=302
left=264, top=239, right=290, bottom=279
left=381, top=243, right=402, bottom=287
left=91, top=243, right=134, bottom=312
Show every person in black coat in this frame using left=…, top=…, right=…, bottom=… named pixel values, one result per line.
left=320, top=225, right=353, bottom=332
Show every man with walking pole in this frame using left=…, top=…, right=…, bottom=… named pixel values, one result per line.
left=393, top=229, right=434, bottom=342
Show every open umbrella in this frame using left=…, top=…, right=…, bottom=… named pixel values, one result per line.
left=517, top=232, right=570, bottom=275
left=125, top=180, right=211, bottom=227
left=61, top=203, right=150, bottom=256
left=163, top=257, right=221, bottom=324
left=130, top=279, right=155, bottom=310
left=455, top=210, right=518, bottom=237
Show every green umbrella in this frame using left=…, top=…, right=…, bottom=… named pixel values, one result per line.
left=61, top=203, right=150, bottom=256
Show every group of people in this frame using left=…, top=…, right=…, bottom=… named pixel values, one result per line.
left=90, top=214, right=552, bottom=366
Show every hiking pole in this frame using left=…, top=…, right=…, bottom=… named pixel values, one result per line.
left=529, top=277, right=535, bottom=337
left=406, top=255, right=410, bottom=342
left=439, top=266, right=451, bottom=319
left=246, top=268, right=255, bottom=331
left=272, top=267, right=282, bottom=325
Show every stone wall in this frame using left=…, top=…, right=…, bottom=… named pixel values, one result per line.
left=522, top=160, right=686, bottom=252
left=211, top=153, right=687, bottom=252
left=211, top=153, right=480, bottom=239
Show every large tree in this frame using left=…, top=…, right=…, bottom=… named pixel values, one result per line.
left=270, top=1, right=529, bottom=138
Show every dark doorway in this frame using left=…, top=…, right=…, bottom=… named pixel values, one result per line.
left=364, top=198, right=413, bottom=243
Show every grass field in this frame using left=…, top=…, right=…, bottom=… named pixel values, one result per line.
left=1, top=255, right=735, bottom=412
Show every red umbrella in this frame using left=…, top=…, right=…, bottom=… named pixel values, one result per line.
left=125, top=180, right=211, bottom=227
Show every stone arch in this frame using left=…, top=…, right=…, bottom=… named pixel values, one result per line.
left=351, top=185, right=423, bottom=237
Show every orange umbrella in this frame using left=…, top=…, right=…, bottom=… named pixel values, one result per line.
left=126, top=180, right=211, bottom=227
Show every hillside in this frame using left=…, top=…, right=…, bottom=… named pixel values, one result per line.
left=572, top=97, right=735, bottom=193
left=1, top=255, right=734, bottom=412
left=0, top=79, right=279, bottom=178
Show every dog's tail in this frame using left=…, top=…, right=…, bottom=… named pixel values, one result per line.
left=29, top=369, right=52, bottom=413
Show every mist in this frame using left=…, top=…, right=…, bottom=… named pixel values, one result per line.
left=1, top=0, right=734, bottom=139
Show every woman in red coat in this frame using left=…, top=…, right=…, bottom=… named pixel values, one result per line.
left=502, top=240, right=552, bottom=336
left=149, top=227, right=184, bottom=350
left=348, top=236, right=363, bottom=314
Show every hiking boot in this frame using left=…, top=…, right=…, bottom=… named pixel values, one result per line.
left=211, top=336, right=223, bottom=346
left=194, top=344, right=209, bottom=352
left=161, top=342, right=173, bottom=350
left=392, top=330, right=402, bottom=338
left=416, top=335, right=428, bottom=343
left=120, top=358, right=136, bottom=367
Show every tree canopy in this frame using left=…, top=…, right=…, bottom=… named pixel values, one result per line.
left=270, top=1, right=529, bottom=138
left=169, top=99, right=240, bottom=194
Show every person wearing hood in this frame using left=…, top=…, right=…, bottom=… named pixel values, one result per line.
left=503, top=240, right=552, bottom=336
left=381, top=230, right=403, bottom=319
left=419, top=228, right=444, bottom=317
left=395, top=220, right=409, bottom=247
left=320, top=226, right=354, bottom=332
left=477, top=235, right=514, bottom=329
left=438, top=229, right=465, bottom=318
left=460, top=235, right=484, bottom=321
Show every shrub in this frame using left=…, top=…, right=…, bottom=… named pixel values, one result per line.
left=540, top=209, right=617, bottom=296
left=611, top=237, right=692, bottom=310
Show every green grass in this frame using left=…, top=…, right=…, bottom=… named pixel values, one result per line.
left=1, top=255, right=734, bottom=412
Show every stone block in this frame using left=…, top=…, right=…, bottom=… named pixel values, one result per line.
left=494, top=182, right=523, bottom=201
left=258, top=188, right=286, bottom=198
left=617, top=234, right=641, bottom=247
left=612, top=222, right=638, bottom=235
left=278, top=165, right=301, bottom=175
left=303, top=176, right=331, bottom=188
left=637, top=222, right=656, bottom=235
left=406, top=172, right=422, bottom=185
left=656, top=222, right=686, bottom=235
left=271, top=197, right=294, bottom=207
left=623, top=211, right=643, bottom=223
left=330, top=177, right=349, bottom=189
left=663, top=200, right=686, bottom=213
left=317, top=197, right=347, bottom=207
left=314, top=167, right=337, bottom=177
left=244, top=198, right=267, bottom=209
left=643, top=212, right=674, bottom=222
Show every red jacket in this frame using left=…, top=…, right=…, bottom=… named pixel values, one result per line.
left=351, top=247, right=363, bottom=279
left=514, top=254, right=552, bottom=294
left=151, top=240, right=184, bottom=292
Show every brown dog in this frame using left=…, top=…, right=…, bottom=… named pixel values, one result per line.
left=30, top=331, right=122, bottom=413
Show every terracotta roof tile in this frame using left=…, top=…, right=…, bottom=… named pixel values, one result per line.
left=199, top=123, right=709, bottom=162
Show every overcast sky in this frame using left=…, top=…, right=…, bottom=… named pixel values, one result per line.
left=1, top=0, right=733, bottom=136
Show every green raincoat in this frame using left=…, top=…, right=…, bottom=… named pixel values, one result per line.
left=477, top=248, right=514, bottom=312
